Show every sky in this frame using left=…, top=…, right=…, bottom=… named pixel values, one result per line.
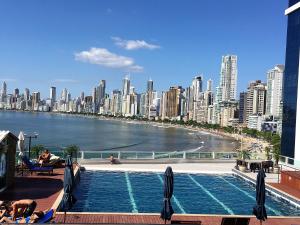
left=0, top=0, right=288, bottom=98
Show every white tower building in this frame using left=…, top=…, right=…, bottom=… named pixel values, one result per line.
left=219, top=55, right=238, bottom=101
left=266, top=65, right=284, bottom=117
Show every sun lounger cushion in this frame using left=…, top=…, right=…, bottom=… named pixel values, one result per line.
left=36, top=209, right=54, bottom=223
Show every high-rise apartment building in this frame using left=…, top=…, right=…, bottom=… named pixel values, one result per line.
left=0, top=81, right=7, bottom=102
left=147, top=79, right=153, bottom=92
left=266, top=65, right=284, bottom=117
left=32, top=92, right=40, bottom=110
left=61, top=88, right=68, bottom=102
left=207, top=79, right=213, bottom=92
left=97, top=80, right=106, bottom=106
left=14, top=88, right=19, bottom=97
left=165, top=86, right=183, bottom=118
left=50, top=87, right=56, bottom=103
left=24, top=88, right=30, bottom=101
left=239, top=92, right=247, bottom=123
left=122, top=76, right=130, bottom=97
left=281, top=0, right=300, bottom=160
left=191, top=76, right=203, bottom=120
left=246, top=80, right=267, bottom=123
left=219, top=55, right=238, bottom=101
left=111, top=90, right=122, bottom=115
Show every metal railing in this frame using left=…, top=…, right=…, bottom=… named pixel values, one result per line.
left=17, top=150, right=238, bottom=162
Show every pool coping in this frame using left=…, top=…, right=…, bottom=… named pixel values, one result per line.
left=81, top=165, right=233, bottom=174
left=54, top=211, right=300, bottom=219
left=232, top=168, right=300, bottom=208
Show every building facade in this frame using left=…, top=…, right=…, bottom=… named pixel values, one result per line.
left=266, top=65, right=284, bottom=117
left=281, top=0, right=300, bottom=159
left=219, top=55, right=238, bottom=101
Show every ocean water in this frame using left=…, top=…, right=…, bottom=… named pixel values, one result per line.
left=0, top=111, right=237, bottom=152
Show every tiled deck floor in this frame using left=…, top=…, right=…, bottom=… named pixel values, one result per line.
left=0, top=168, right=64, bottom=210
left=54, top=213, right=300, bottom=225
left=269, top=182, right=300, bottom=199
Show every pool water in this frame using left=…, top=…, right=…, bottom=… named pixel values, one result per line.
left=71, top=171, right=300, bottom=216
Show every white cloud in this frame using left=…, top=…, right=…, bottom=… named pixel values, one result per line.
left=75, top=47, right=143, bottom=72
left=53, top=79, right=79, bottom=83
left=112, top=37, right=160, bottom=50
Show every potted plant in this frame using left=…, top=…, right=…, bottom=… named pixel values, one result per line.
left=271, top=134, right=281, bottom=174
left=272, top=146, right=281, bottom=174
left=64, top=145, right=80, bottom=160
left=238, top=149, right=251, bottom=172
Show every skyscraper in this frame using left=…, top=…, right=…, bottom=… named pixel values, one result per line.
left=165, top=86, right=183, bottom=118
left=207, top=79, right=213, bottom=92
left=191, top=76, right=203, bottom=120
left=281, top=0, right=300, bottom=160
left=98, top=80, right=106, bottom=106
left=50, top=87, right=56, bottom=102
left=239, top=92, right=247, bottom=123
left=266, top=65, right=284, bottom=117
left=0, top=81, right=7, bottom=102
left=61, top=88, right=68, bottom=102
left=32, top=92, right=40, bottom=110
left=122, top=76, right=130, bottom=97
left=147, top=79, right=153, bottom=92
left=14, top=88, right=19, bottom=97
left=246, top=80, right=267, bottom=122
left=24, top=88, right=30, bottom=101
left=219, top=55, right=238, bottom=101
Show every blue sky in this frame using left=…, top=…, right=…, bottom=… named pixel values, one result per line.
left=0, top=0, right=288, bottom=98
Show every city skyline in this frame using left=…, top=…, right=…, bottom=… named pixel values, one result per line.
left=0, top=0, right=287, bottom=97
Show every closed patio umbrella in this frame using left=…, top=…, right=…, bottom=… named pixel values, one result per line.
left=253, top=169, right=267, bottom=225
left=60, top=155, right=77, bottom=223
left=18, top=131, right=25, bottom=157
left=64, top=155, right=75, bottom=190
left=160, top=166, right=174, bottom=223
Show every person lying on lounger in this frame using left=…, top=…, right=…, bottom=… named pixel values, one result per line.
left=38, top=150, right=51, bottom=165
left=0, top=211, right=45, bottom=223
left=2, top=199, right=37, bottom=221
left=0, top=201, right=13, bottom=218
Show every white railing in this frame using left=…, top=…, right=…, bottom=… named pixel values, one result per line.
left=66, top=150, right=237, bottom=161
left=278, top=155, right=300, bottom=169
left=17, top=150, right=238, bottom=161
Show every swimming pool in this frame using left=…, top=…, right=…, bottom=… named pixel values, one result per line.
left=71, top=171, right=300, bottom=216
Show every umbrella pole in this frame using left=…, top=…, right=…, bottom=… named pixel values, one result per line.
left=64, top=211, right=66, bottom=223
left=260, top=220, right=262, bottom=225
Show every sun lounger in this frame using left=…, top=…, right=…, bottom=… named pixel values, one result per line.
left=221, top=217, right=250, bottom=225
left=21, top=155, right=54, bottom=175
left=12, top=209, right=55, bottom=224
left=36, top=209, right=55, bottom=223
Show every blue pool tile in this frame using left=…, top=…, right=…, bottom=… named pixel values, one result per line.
left=70, top=171, right=300, bottom=216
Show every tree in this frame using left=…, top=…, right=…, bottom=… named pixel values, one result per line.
left=31, top=145, right=44, bottom=159
left=271, top=134, right=281, bottom=166
left=264, top=146, right=271, bottom=160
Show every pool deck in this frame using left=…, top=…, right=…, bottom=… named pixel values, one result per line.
left=81, top=162, right=236, bottom=174
left=3, top=162, right=300, bottom=224
left=0, top=168, right=65, bottom=210
left=53, top=212, right=300, bottom=225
